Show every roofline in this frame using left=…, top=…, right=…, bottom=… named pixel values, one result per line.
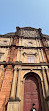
left=0, top=26, right=49, bottom=37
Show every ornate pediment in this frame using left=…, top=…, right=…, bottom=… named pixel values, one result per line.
left=16, top=27, right=41, bottom=38
left=21, top=30, right=39, bottom=37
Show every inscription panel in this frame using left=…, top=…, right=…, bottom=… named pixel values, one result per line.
left=20, top=30, right=39, bottom=37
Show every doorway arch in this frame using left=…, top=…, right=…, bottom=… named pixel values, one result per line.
left=23, top=72, right=42, bottom=111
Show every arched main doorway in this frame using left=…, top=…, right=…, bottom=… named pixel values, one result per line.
left=24, top=72, right=42, bottom=111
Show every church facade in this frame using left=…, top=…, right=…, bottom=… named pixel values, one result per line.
left=0, top=27, right=49, bottom=111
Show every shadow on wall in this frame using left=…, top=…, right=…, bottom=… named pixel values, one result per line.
left=5, top=103, right=8, bottom=111
left=45, top=89, right=49, bottom=111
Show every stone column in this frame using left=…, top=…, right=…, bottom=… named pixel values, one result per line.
left=45, top=66, right=49, bottom=110
left=0, top=65, right=4, bottom=76
left=41, top=66, right=48, bottom=96
left=20, top=48, right=24, bottom=62
left=19, top=77, right=24, bottom=111
left=38, top=79, right=45, bottom=111
left=39, top=39, right=44, bottom=62
left=10, top=65, right=18, bottom=99
left=41, top=67, right=49, bottom=111
left=36, top=39, right=42, bottom=62
left=45, top=66, right=49, bottom=82
left=39, top=49, right=43, bottom=62
left=41, top=80, right=45, bottom=98
left=0, top=65, right=4, bottom=90
left=7, top=66, right=20, bottom=111
left=38, top=39, right=41, bottom=47
left=17, top=48, right=21, bottom=61
left=19, top=38, right=22, bottom=46
left=16, top=68, right=21, bottom=100
left=41, top=49, right=45, bottom=62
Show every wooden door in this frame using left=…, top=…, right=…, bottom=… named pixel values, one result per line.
left=24, top=75, right=42, bottom=111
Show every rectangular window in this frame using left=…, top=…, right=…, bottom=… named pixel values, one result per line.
left=27, top=56, right=34, bottom=63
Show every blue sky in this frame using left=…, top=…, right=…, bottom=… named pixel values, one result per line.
left=0, top=0, right=49, bottom=35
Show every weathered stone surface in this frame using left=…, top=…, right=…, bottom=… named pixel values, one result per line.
left=0, top=26, right=49, bottom=111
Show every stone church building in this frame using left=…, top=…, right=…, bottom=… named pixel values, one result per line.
left=0, top=27, right=49, bottom=111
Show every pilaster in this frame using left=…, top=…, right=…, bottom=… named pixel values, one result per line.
left=10, top=65, right=18, bottom=99
left=41, top=66, right=48, bottom=96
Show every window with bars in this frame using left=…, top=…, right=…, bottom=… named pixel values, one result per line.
left=27, top=56, right=35, bottom=63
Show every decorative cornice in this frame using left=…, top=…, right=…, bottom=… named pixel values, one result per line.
left=15, top=35, right=49, bottom=40
left=0, top=45, right=49, bottom=49
left=9, top=97, right=21, bottom=102
left=0, top=34, right=49, bottom=39
left=0, top=61, right=49, bottom=66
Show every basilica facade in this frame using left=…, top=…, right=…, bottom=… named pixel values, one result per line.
left=0, top=27, right=49, bottom=111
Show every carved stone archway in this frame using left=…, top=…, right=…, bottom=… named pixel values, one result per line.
left=23, top=72, right=44, bottom=111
